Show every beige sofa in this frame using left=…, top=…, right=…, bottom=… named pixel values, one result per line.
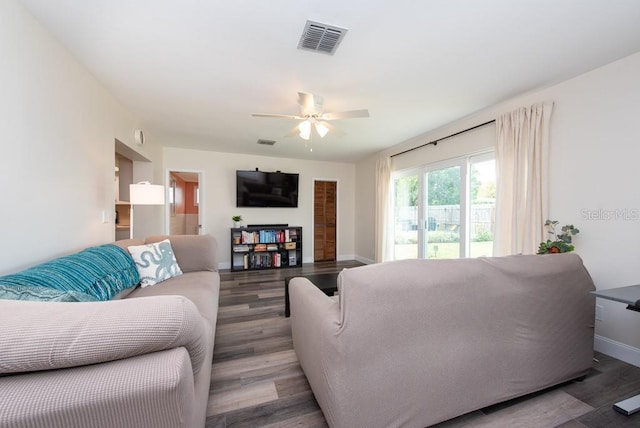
left=0, top=234, right=219, bottom=428
left=290, top=253, right=596, bottom=428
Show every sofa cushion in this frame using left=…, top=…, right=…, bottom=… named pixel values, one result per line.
left=0, top=244, right=139, bottom=301
left=126, top=271, right=219, bottom=324
left=0, top=284, right=98, bottom=302
left=127, top=240, right=183, bottom=287
left=145, top=235, right=218, bottom=272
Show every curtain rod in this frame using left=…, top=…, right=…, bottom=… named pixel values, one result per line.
left=390, top=119, right=495, bottom=158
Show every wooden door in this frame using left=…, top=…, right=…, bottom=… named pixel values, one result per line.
left=314, top=181, right=337, bottom=262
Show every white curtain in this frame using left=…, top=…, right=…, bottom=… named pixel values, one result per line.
left=494, top=102, right=553, bottom=256
left=375, top=156, right=392, bottom=262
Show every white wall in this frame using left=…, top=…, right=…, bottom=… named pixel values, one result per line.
left=537, top=53, right=640, bottom=361
left=354, top=156, right=376, bottom=264
left=356, top=51, right=640, bottom=364
left=0, top=0, right=157, bottom=273
left=162, top=147, right=356, bottom=268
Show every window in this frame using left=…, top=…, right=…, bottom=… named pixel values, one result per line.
left=392, top=152, right=495, bottom=259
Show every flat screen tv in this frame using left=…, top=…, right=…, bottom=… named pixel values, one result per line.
left=236, top=170, right=299, bottom=208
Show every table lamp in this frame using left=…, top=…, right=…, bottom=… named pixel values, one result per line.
left=129, top=181, right=165, bottom=239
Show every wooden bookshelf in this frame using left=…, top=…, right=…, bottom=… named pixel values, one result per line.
left=230, top=226, right=302, bottom=271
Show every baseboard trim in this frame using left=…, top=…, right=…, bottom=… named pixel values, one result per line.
left=594, top=334, right=640, bottom=368
left=354, top=255, right=374, bottom=265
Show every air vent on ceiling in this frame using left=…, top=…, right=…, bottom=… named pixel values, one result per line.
left=257, top=139, right=276, bottom=146
left=298, top=20, right=348, bottom=55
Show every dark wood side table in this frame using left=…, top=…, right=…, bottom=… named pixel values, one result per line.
left=592, top=284, right=640, bottom=415
left=284, top=273, right=339, bottom=317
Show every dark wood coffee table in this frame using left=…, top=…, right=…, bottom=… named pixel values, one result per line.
left=284, top=272, right=339, bottom=317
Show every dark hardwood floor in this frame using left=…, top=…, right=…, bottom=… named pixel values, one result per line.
left=205, top=261, right=361, bottom=428
left=206, top=261, right=640, bottom=428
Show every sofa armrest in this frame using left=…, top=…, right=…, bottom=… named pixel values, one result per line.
left=289, top=278, right=344, bottom=412
left=1, top=348, right=196, bottom=428
left=289, top=277, right=340, bottom=327
left=289, top=277, right=339, bottom=360
left=0, top=295, right=207, bottom=376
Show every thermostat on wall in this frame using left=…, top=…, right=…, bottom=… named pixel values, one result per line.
left=134, top=129, right=144, bottom=145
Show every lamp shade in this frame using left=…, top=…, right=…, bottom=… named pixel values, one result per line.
left=298, top=120, right=311, bottom=140
left=315, top=121, right=329, bottom=138
left=129, top=182, right=165, bottom=205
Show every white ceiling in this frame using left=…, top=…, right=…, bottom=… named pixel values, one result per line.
left=19, top=0, right=640, bottom=162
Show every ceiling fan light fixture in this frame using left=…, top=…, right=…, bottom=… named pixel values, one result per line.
left=252, top=91, right=369, bottom=143
left=315, top=121, right=329, bottom=138
left=298, top=120, right=311, bottom=140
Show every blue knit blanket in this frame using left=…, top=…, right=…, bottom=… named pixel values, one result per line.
left=0, top=244, right=140, bottom=301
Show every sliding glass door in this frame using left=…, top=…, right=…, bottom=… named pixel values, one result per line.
left=469, top=157, right=496, bottom=257
left=392, top=153, right=495, bottom=260
left=393, top=172, right=420, bottom=260
left=424, top=164, right=462, bottom=259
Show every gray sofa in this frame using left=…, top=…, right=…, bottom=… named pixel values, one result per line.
left=290, top=253, right=596, bottom=428
left=0, top=234, right=219, bottom=428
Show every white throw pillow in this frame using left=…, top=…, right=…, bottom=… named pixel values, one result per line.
left=128, top=239, right=183, bottom=287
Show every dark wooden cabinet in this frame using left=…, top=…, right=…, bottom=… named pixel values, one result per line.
left=230, top=226, right=302, bottom=271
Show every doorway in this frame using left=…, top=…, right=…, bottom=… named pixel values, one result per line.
left=168, top=171, right=202, bottom=235
left=115, top=139, right=152, bottom=240
left=313, top=180, right=337, bottom=262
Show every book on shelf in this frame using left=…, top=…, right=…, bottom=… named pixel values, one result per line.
left=240, top=230, right=258, bottom=244
left=245, top=252, right=283, bottom=269
left=233, top=245, right=250, bottom=252
left=240, top=229, right=293, bottom=244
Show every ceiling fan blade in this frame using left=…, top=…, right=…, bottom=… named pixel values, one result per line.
left=251, top=113, right=304, bottom=120
left=298, top=92, right=323, bottom=117
left=284, top=125, right=301, bottom=137
left=321, top=109, right=370, bottom=120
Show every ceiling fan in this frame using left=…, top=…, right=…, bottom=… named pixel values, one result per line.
left=252, top=92, right=369, bottom=140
